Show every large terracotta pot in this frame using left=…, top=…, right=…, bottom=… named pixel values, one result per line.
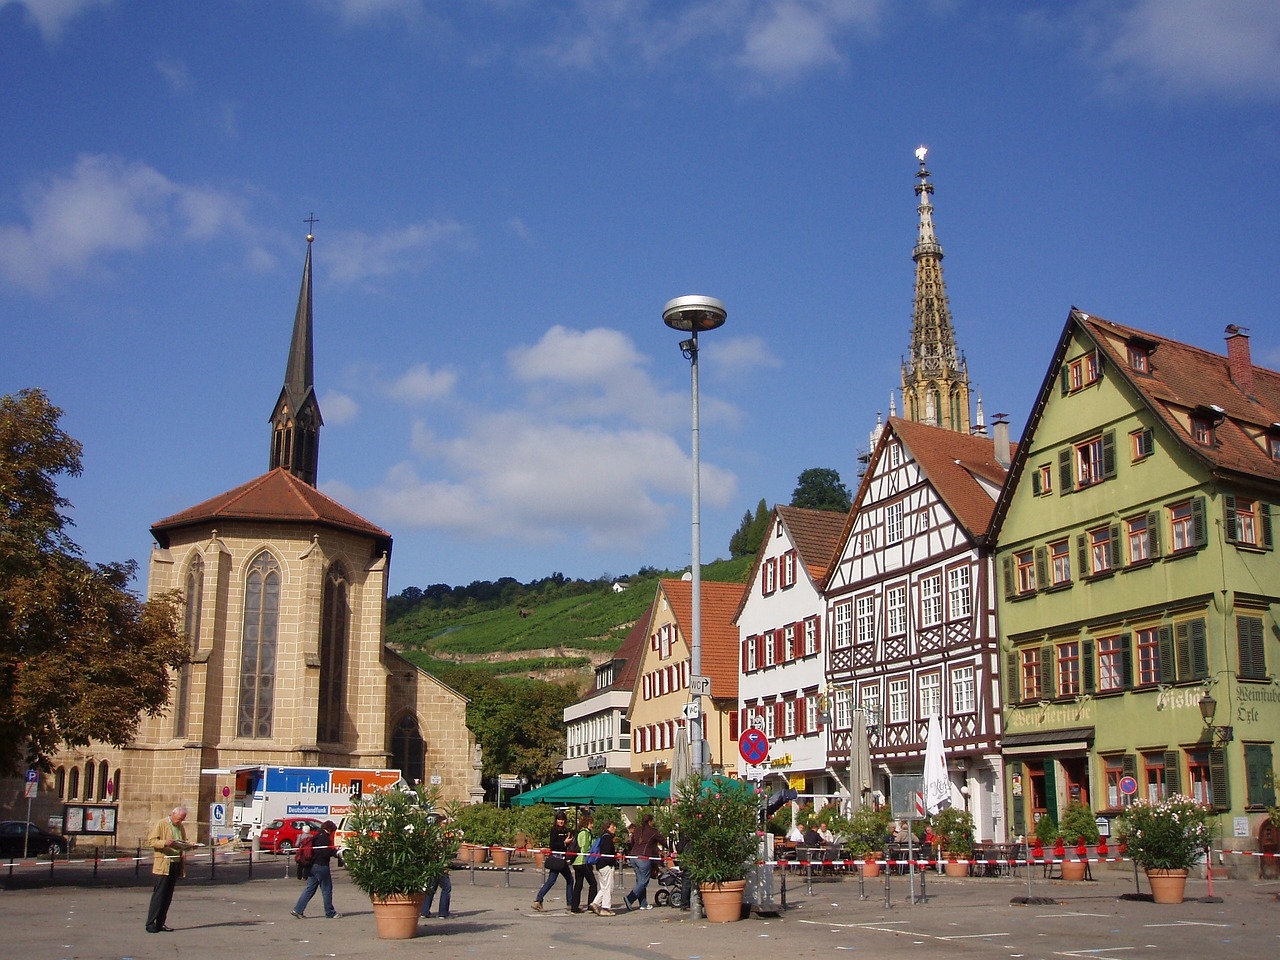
left=490, top=845, right=510, bottom=867
left=1146, top=868, right=1189, bottom=904
left=699, top=880, right=747, bottom=922
left=1060, top=858, right=1088, bottom=881
left=533, top=850, right=546, bottom=869
left=944, top=859, right=969, bottom=878
left=463, top=844, right=486, bottom=865
left=371, top=893, right=425, bottom=939
left=861, top=859, right=882, bottom=878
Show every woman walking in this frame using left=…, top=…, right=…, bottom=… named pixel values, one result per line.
left=569, top=811, right=597, bottom=914
left=532, top=810, right=574, bottom=911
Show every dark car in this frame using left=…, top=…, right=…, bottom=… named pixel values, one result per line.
left=0, top=820, right=67, bottom=857
left=258, top=817, right=323, bottom=854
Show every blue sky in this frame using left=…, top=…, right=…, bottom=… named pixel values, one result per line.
left=4, top=0, right=1279, bottom=595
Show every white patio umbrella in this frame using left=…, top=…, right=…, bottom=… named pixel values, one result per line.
left=848, top=708, right=873, bottom=813
left=922, top=714, right=951, bottom=815
left=668, top=723, right=693, bottom=801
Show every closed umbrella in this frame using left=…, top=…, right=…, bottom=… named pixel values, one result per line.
left=668, top=725, right=693, bottom=801
left=922, top=714, right=951, bottom=815
left=848, top=708, right=873, bottom=813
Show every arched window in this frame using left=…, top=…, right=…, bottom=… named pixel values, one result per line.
left=68, top=767, right=80, bottom=799
left=110, top=769, right=121, bottom=802
left=391, top=714, right=426, bottom=786
left=98, top=762, right=111, bottom=800
left=175, top=554, right=204, bottom=737
left=317, top=562, right=350, bottom=743
left=85, top=761, right=96, bottom=799
left=55, top=767, right=66, bottom=800
left=238, top=551, right=280, bottom=739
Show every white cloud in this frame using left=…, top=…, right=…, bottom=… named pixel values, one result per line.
left=506, top=217, right=533, bottom=242
left=5, top=0, right=112, bottom=41
left=385, top=364, right=458, bottom=403
left=1085, top=0, right=1280, bottom=100
left=0, top=154, right=249, bottom=294
left=155, top=56, right=191, bottom=93
left=325, top=0, right=425, bottom=26
left=324, top=222, right=471, bottom=285
left=710, top=334, right=781, bottom=377
left=320, top=390, right=360, bottom=425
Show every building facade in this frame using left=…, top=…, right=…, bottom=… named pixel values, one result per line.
left=991, top=310, right=1279, bottom=871
left=562, top=614, right=644, bottom=776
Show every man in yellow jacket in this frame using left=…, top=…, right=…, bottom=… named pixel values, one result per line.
left=146, top=806, right=193, bottom=933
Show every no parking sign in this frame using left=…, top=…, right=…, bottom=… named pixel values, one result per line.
left=739, top=728, right=769, bottom=765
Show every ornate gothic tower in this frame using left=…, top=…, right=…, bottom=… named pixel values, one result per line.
left=269, top=233, right=323, bottom=485
left=901, top=147, right=971, bottom=434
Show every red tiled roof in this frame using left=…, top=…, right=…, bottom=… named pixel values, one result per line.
left=887, top=417, right=1010, bottom=539
left=611, top=606, right=653, bottom=692
left=1076, top=312, right=1280, bottom=485
left=659, top=578, right=746, bottom=701
left=775, top=505, right=847, bottom=582
left=151, top=467, right=391, bottom=551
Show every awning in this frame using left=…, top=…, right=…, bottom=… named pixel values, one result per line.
left=1001, top=726, right=1094, bottom=756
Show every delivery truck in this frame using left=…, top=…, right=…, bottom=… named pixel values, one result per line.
left=230, top=765, right=404, bottom=841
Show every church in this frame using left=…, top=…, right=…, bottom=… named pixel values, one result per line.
left=41, top=235, right=483, bottom=847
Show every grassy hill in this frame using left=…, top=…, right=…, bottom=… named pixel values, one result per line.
left=388, top=556, right=753, bottom=683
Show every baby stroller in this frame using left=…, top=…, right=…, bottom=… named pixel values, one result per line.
left=652, top=861, right=685, bottom=908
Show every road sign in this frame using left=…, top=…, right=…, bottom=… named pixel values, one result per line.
left=739, top=727, right=769, bottom=765
left=25, top=768, right=38, bottom=784
left=690, top=675, right=711, bottom=696
left=210, top=802, right=227, bottom=826
left=1119, top=776, right=1138, bottom=796
left=682, top=701, right=701, bottom=720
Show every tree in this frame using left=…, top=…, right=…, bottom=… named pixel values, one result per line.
left=790, top=467, right=851, bottom=513
left=0, top=389, right=188, bottom=774
left=728, top=498, right=770, bottom=558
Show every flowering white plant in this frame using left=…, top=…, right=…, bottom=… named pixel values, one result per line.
left=1117, top=794, right=1211, bottom=871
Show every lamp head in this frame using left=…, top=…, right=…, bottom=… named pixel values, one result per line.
left=663, top=295, right=726, bottom=332
left=1198, top=692, right=1217, bottom=725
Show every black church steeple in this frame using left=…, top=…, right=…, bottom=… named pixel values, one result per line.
left=269, top=229, right=323, bottom=486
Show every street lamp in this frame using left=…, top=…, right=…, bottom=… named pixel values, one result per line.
left=663, top=295, right=727, bottom=778
left=1198, top=691, right=1234, bottom=745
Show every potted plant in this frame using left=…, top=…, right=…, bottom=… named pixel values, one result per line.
left=930, top=807, right=975, bottom=877
left=845, top=805, right=892, bottom=877
left=342, top=785, right=458, bottom=939
left=669, top=774, right=762, bottom=922
left=1117, top=794, right=1211, bottom=903
left=1057, top=801, right=1101, bottom=881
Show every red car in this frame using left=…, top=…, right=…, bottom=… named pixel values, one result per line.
left=258, top=817, right=323, bottom=854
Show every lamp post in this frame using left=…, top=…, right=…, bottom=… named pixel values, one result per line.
left=663, top=295, right=727, bottom=778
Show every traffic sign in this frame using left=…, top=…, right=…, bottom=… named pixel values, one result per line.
left=1119, top=775, right=1138, bottom=796
left=682, top=701, right=701, bottom=720
left=25, top=768, right=38, bottom=783
left=739, top=727, right=769, bottom=765
left=690, top=675, right=711, bottom=696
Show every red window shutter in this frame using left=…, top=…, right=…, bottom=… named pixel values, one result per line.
left=742, top=637, right=751, bottom=673
left=795, top=696, right=806, bottom=735
left=813, top=616, right=822, bottom=652
left=757, top=632, right=766, bottom=669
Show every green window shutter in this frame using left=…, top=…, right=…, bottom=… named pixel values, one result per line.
left=1237, top=616, right=1266, bottom=679
left=1263, top=504, right=1274, bottom=550
left=1040, top=645, right=1055, bottom=699
left=1122, top=753, right=1137, bottom=779
left=1002, top=555, right=1014, bottom=599
left=1082, top=638, right=1095, bottom=695
left=1102, top=430, right=1117, bottom=479
left=1076, top=534, right=1089, bottom=578
left=1120, top=633, right=1133, bottom=689
left=1245, top=744, right=1276, bottom=808
left=1059, top=448, right=1074, bottom=492
left=1060, top=367, right=1070, bottom=395
left=1044, top=761, right=1059, bottom=823
left=1109, top=525, right=1123, bottom=569
left=1140, top=428, right=1154, bottom=458
left=1034, top=547, right=1048, bottom=591
left=1164, top=750, right=1182, bottom=795
left=1158, top=626, right=1175, bottom=684
left=1146, top=510, right=1161, bottom=558
left=1189, top=619, right=1208, bottom=680
left=1223, top=494, right=1238, bottom=543
left=1174, top=621, right=1192, bottom=681
left=1032, top=469, right=1042, bottom=496
left=1209, top=748, right=1229, bottom=812
left=1005, top=650, right=1020, bottom=703
left=1009, top=761, right=1025, bottom=838
left=1191, top=496, right=1208, bottom=548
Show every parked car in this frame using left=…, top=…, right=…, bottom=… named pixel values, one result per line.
left=257, top=817, right=323, bottom=854
left=0, top=820, right=67, bottom=857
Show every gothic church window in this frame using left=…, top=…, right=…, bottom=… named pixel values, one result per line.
left=392, top=714, right=426, bottom=786
left=318, top=561, right=350, bottom=744
left=175, top=554, right=203, bottom=738
left=238, top=551, right=280, bottom=739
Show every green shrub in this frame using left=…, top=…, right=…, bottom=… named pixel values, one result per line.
left=1057, top=801, right=1101, bottom=845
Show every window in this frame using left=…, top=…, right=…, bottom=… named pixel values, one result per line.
left=950, top=664, right=975, bottom=714
left=1130, top=427, right=1154, bottom=461
left=1225, top=495, right=1269, bottom=548
left=175, top=554, right=204, bottom=738
left=1084, top=525, right=1120, bottom=576
left=1142, top=752, right=1167, bottom=803
left=1190, top=416, right=1214, bottom=446
left=1015, top=550, right=1036, bottom=594
left=862, top=530, right=875, bottom=552
left=1187, top=750, right=1212, bottom=805
left=1049, top=539, right=1072, bottom=586
left=1063, top=351, right=1100, bottom=392
left=947, top=565, right=971, bottom=620
left=856, top=595, right=875, bottom=645
left=886, top=501, right=905, bottom=544
left=919, top=672, right=941, bottom=719
left=1074, top=433, right=1114, bottom=487
left=889, top=443, right=902, bottom=467
left=1032, top=463, right=1053, bottom=496
left=805, top=693, right=820, bottom=732
left=1245, top=743, right=1277, bottom=808
left=784, top=699, right=797, bottom=737
left=1237, top=615, right=1267, bottom=679
left=783, top=623, right=798, bottom=660
left=920, top=574, right=942, bottom=627
left=745, top=634, right=757, bottom=671
left=888, top=677, right=910, bottom=723
left=833, top=687, right=853, bottom=730
left=1127, top=344, right=1150, bottom=373
left=1056, top=641, right=1080, bottom=696
left=1020, top=648, right=1042, bottom=700
left=764, top=630, right=776, bottom=668
left=886, top=585, right=907, bottom=636
left=1104, top=756, right=1125, bottom=808
left=1126, top=513, right=1156, bottom=564
left=317, top=561, right=350, bottom=744
left=860, top=683, right=881, bottom=725
left=1269, top=434, right=1280, bottom=460
left=782, top=551, right=797, bottom=587
left=804, top=616, right=819, bottom=655
left=833, top=600, right=853, bottom=649
left=918, top=510, right=931, bottom=532
left=1169, top=498, right=1206, bottom=553
left=763, top=558, right=777, bottom=594
left=1097, top=635, right=1126, bottom=692
left=1136, top=627, right=1161, bottom=685
left=763, top=704, right=776, bottom=739
left=238, top=551, right=280, bottom=739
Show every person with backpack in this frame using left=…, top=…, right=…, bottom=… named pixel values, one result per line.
left=588, top=821, right=619, bottom=916
left=294, top=825, right=314, bottom=880
left=532, top=810, right=574, bottom=912
left=290, top=821, right=342, bottom=920
left=568, top=811, right=597, bottom=914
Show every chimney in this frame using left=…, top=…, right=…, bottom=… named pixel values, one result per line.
left=992, top=413, right=1011, bottom=470
left=1225, top=325, right=1254, bottom=397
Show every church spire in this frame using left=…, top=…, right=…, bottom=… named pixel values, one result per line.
left=269, top=227, right=323, bottom=486
left=901, top=147, right=971, bottom=434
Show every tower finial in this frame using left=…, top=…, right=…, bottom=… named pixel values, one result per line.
left=304, top=212, right=319, bottom=243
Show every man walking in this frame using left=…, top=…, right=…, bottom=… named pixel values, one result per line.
left=291, top=820, right=343, bottom=919
left=624, top=813, right=663, bottom=910
left=146, top=806, right=194, bottom=933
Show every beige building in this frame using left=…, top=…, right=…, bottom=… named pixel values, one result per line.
left=39, top=237, right=482, bottom=847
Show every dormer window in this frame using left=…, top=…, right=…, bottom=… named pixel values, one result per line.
left=1125, top=335, right=1157, bottom=374
left=1190, top=404, right=1224, bottom=447
left=1061, top=350, right=1101, bottom=394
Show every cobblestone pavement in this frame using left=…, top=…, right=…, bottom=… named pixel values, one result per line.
left=4, top=859, right=1276, bottom=960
